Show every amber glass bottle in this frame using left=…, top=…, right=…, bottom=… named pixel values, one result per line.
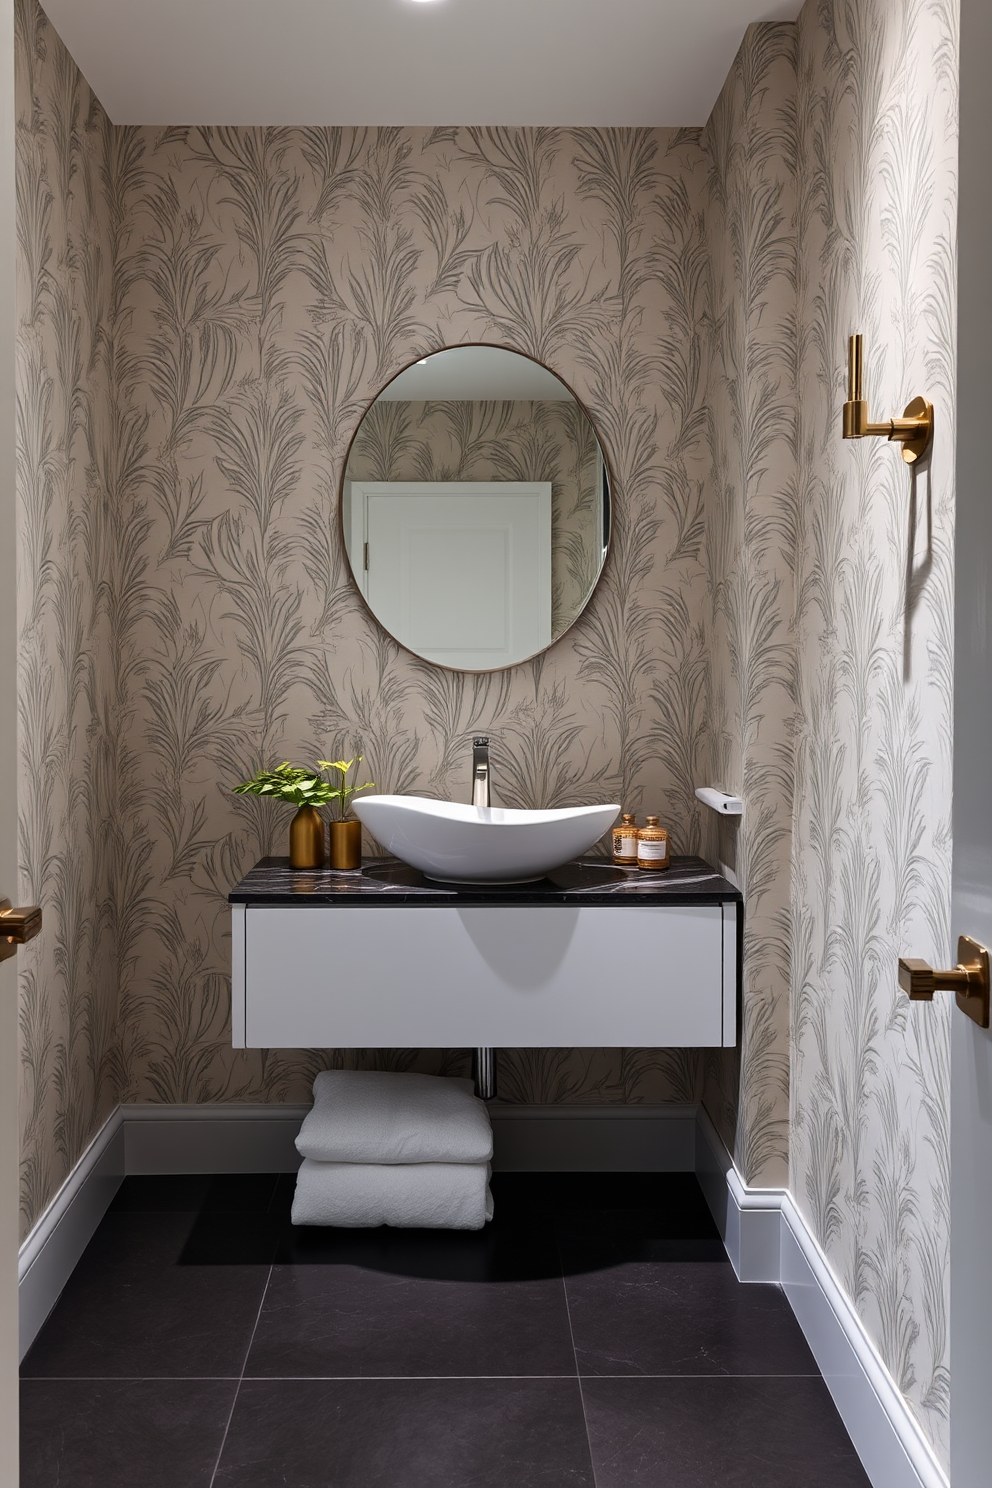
left=612, top=813, right=639, bottom=866
left=637, top=815, right=669, bottom=870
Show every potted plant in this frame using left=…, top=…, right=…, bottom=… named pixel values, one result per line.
left=233, top=763, right=339, bottom=869
left=319, top=756, right=376, bottom=869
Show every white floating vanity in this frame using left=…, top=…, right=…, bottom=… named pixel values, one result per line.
left=229, top=856, right=741, bottom=1051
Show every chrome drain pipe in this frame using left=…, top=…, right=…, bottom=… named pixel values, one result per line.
left=472, top=1047, right=497, bottom=1101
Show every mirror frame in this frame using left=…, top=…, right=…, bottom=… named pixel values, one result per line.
left=338, top=343, right=614, bottom=673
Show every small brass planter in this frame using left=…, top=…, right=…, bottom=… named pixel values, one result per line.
left=289, top=805, right=325, bottom=869
left=328, top=818, right=362, bottom=871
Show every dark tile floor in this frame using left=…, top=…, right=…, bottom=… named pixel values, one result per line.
left=20, top=1172, right=872, bottom=1488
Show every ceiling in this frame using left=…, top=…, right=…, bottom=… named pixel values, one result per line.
left=41, top=0, right=803, bottom=128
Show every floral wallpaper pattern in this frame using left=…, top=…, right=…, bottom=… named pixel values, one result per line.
left=701, top=23, right=798, bottom=1193
left=703, top=2, right=956, bottom=1465
left=788, top=0, right=956, bottom=1463
left=347, top=397, right=603, bottom=636
left=14, top=0, right=957, bottom=1464
left=116, top=120, right=713, bottom=1114
left=16, top=0, right=717, bottom=1232
left=15, top=0, right=117, bottom=1236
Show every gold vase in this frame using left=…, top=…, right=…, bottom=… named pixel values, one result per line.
left=289, top=805, right=325, bottom=869
left=328, top=818, right=362, bottom=871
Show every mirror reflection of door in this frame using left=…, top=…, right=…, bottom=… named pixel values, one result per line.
left=340, top=346, right=610, bottom=672
left=347, top=481, right=552, bottom=671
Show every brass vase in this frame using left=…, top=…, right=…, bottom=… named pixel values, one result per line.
left=328, top=817, right=362, bottom=871
left=289, top=805, right=325, bottom=869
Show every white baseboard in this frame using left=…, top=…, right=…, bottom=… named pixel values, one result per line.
left=694, top=1108, right=786, bottom=1282
left=18, top=1108, right=125, bottom=1363
left=695, top=1108, right=949, bottom=1488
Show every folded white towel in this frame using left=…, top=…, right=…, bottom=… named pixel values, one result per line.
left=291, top=1159, right=494, bottom=1230
left=295, top=1069, right=493, bottom=1166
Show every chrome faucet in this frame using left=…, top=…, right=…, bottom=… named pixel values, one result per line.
left=472, top=737, right=490, bottom=809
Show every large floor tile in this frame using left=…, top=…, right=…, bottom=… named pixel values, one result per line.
left=562, top=1246, right=817, bottom=1376
left=110, top=1173, right=281, bottom=1215
left=245, top=1245, right=575, bottom=1378
left=581, top=1376, right=873, bottom=1487
left=20, top=1378, right=237, bottom=1488
left=560, top=1225, right=728, bottom=1268
left=493, top=1172, right=717, bottom=1232
left=277, top=1209, right=562, bottom=1282
left=214, top=1377, right=595, bottom=1488
left=21, top=1212, right=275, bottom=1379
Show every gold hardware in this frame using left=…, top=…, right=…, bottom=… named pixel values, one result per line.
left=328, top=818, right=362, bottom=871
left=898, top=935, right=991, bottom=1028
left=289, top=805, right=325, bottom=870
left=842, top=333, right=934, bottom=464
left=0, top=897, right=42, bottom=963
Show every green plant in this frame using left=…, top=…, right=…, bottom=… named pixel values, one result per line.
left=317, top=756, right=376, bottom=820
left=233, top=762, right=339, bottom=809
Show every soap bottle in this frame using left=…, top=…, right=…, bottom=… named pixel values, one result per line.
left=612, top=813, right=639, bottom=866
left=637, top=815, right=669, bottom=871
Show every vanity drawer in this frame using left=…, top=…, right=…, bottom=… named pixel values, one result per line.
left=232, top=902, right=737, bottom=1049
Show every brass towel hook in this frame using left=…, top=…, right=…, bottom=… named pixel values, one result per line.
left=842, top=333, right=934, bottom=464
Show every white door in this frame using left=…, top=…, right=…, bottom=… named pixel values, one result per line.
left=0, top=0, right=18, bottom=1476
left=950, top=4, right=991, bottom=1481
left=352, top=481, right=551, bottom=669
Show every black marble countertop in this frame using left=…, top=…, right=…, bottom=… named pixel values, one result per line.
left=229, top=855, right=742, bottom=908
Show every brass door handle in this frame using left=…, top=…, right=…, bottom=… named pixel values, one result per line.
left=898, top=935, right=990, bottom=1028
left=0, top=898, right=42, bottom=963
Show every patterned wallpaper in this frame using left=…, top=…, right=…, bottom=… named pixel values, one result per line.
left=701, top=23, right=798, bottom=1192
left=702, top=2, right=956, bottom=1464
left=114, top=121, right=712, bottom=1114
left=346, top=397, right=603, bottom=636
left=14, top=0, right=957, bottom=1465
left=788, top=0, right=956, bottom=1462
left=14, top=0, right=117, bottom=1235
left=16, top=0, right=718, bottom=1235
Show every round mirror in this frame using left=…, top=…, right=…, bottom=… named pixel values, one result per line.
left=341, top=346, right=611, bottom=672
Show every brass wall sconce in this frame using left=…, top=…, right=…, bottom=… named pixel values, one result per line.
left=842, top=333, right=934, bottom=464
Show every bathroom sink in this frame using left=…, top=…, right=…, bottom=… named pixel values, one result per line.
left=351, top=795, right=620, bottom=883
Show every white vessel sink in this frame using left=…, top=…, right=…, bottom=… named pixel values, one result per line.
left=352, top=795, right=621, bottom=883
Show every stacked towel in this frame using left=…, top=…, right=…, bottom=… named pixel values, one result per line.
left=291, top=1070, right=494, bottom=1230
left=292, top=1160, right=494, bottom=1228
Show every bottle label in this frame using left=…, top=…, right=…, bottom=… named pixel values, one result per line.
left=613, top=831, right=638, bottom=858
left=637, top=839, right=668, bottom=862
